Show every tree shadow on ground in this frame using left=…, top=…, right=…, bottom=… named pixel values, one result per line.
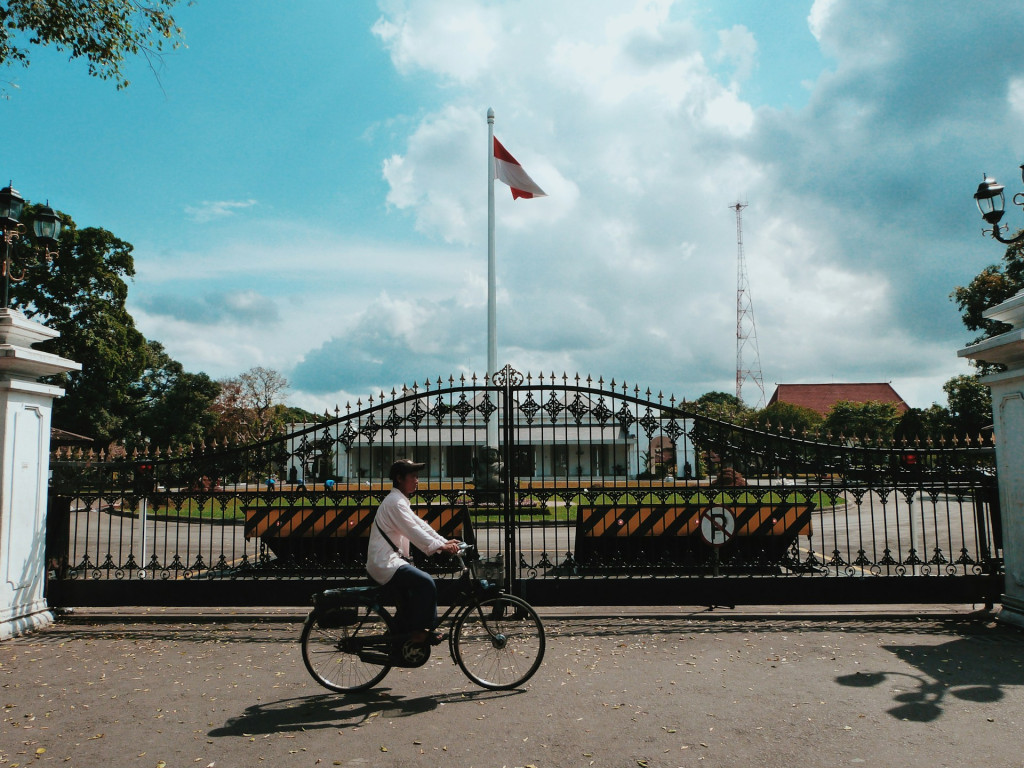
left=208, top=687, right=523, bottom=737
left=836, top=634, right=1024, bottom=722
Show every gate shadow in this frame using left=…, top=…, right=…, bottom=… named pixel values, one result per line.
left=544, top=610, right=1003, bottom=638
left=836, top=634, right=1024, bottom=722
left=208, top=688, right=524, bottom=737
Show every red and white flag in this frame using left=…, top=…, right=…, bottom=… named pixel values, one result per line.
left=493, top=137, right=547, bottom=199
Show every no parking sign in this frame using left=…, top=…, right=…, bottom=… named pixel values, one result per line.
left=699, top=506, right=736, bottom=547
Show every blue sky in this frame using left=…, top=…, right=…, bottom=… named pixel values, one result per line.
left=3, top=0, right=1023, bottom=413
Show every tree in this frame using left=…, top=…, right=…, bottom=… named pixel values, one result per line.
left=0, top=0, right=187, bottom=90
left=943, top=374, right=992, bottom=438
left=129, top=341, right=220, bottom=448
left=893, top=405, right=953, bottom=444
left=751, top=401, right=823, bottom=436
left=822, top=400, right=902, bottom=444
left=13, top=203, right=149, bottom=444
left=281, top=404, right=323, bottom=424
left=212, top=366, right=290, bottom=443
left=951, top=238, right=1024, bottom=372
left=692, top=391, right=751, bottom=422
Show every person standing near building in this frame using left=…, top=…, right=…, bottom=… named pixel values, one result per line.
left=367, top=459, right=461, bottom=644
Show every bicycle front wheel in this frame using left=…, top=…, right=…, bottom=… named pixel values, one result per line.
left=453, top=594, right=545, bottom=690
left=300, top=605, right=393, bottom=693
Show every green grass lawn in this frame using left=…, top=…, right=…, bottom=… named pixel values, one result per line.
left=118, top=486, right=840, bottom=524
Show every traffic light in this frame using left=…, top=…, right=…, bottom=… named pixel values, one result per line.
left=133, top=462, right=156, bottom=496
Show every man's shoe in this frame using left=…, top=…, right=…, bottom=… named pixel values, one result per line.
left=410, top=629, right=447, bottom=646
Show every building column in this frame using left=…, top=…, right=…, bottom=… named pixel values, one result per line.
left=959, top=292, right=1024, bottom=629
left=0, top=309, right=79, bottom=640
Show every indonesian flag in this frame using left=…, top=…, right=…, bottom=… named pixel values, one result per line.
left=493, top=137, right=547, bottom=199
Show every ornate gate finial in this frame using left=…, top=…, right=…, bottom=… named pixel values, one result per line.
left=492, top=364, right=523, bottom=387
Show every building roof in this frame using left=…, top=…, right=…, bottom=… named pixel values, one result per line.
left=767, top=383, right=909, bottom=416
left=50, top=428, right=94, bottom=446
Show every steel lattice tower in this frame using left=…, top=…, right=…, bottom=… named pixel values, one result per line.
left=731, top=202, right=765, bottom=409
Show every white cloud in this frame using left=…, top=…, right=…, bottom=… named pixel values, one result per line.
left=372, top=0, right=499, bottom=82
left=1009, top=76, right=1024, bottom=120
left=716, top=24, right=757, bottom=86
left=808, top=0, right=840, bottom=43
left=184, top=199, right=258, bottom=223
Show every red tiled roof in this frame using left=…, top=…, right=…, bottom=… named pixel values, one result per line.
left=767, top=383, right=909, bottom=416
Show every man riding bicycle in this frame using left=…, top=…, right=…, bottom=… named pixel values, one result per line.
left=366, top=459, right=461, bottom=645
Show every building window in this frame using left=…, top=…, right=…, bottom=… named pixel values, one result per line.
left=446, top=446, right=474, bottom=478
left=552, top=445, right=568, bottom=477
left=512, top=447, right=535, bottom=478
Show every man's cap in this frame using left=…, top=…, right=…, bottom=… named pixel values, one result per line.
left=389, top=458, right=425, bottom=481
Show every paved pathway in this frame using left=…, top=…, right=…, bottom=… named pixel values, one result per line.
left=2, top=605, right=1023, bottom=767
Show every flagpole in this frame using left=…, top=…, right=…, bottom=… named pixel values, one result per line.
left=486, top=107, right=499, bottom=450
left=487, top=107, right=497, bottom=382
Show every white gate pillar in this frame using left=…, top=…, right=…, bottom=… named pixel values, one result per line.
left=959, top=292, right=1024, bottom=629
left=0, top=309, right=80, bottom=640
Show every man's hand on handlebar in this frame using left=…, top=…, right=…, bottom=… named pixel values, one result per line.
left=440, top=539, right=461, bottom=555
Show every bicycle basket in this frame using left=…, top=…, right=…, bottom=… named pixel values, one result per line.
left=317, top=606, right=358, bottom=629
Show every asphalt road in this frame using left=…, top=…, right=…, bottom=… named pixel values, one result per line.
left=3, top=604, right=1024, bottom=767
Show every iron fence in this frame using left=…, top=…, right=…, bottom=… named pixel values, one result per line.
left=46, top=366, right=1003, bottom=607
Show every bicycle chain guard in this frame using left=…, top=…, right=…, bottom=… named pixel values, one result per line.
left=391, top=638, right=432, bottom=668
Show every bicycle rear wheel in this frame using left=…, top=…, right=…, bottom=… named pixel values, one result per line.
left=453, top=594, right=545, bottom=690
left=300, top=604, right=393, bottom=692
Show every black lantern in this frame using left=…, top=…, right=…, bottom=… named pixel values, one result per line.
left=32, top=202, right=61, bottom=257
left=0, top=184, right=24, bottom=233
left=974, top=177, right=1005, bottom=226
left=0, top=182, right=60, bottom=308
left=974, top=166, right=1024, bottom=245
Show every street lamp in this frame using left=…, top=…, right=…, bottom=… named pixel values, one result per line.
left=0, top=183, right=61, bottom=309
left=974, top=167, right=1024, bottom=245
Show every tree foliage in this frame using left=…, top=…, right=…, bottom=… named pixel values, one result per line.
left=893, top=404, right=953, bottom=444
left=0, top=0, right=187, bottom=89
left=750, top=401, right=823, bottom=436
left=943, top=374, right=992, bottom=437
left=211, top=366, right=291, bottom=443
left=129, top=341, right=220, bottom=448
left=822, top=400, right=902, bottom=444
left=691, top=391, right=751, bottom=422
left=951, top=238, right=1024, bottom=373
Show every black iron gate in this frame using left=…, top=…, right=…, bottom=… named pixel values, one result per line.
left=47, top=365, right=1003, bottom=608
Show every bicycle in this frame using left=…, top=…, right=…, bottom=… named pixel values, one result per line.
left=300, top=543, right=545, bottom=692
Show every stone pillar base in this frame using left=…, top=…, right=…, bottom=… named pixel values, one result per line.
left=998, top=594, right=1024, bottom=630
left=0, top=603, right=54, bottom=640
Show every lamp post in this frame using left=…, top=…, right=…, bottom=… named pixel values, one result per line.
left=0, top=183, right=61, bottom=310
left=974, top=167, right=1024, bottom=245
